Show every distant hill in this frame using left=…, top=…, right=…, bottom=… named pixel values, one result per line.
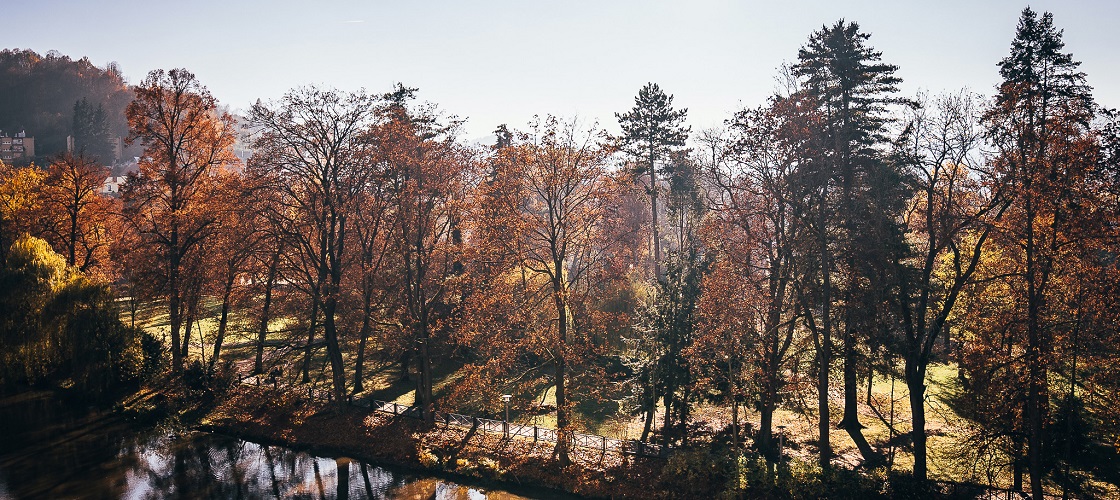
left=0, top=48, right=135, bottom=165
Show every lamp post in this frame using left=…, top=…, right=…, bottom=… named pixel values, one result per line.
left=502, top=394, right=512, bottom=438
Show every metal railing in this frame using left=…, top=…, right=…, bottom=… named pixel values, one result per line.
left=240, top=376, right=669, bottom=458
left=369, top=398, right=667, bottom=458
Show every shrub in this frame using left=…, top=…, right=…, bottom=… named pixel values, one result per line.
left=139, top=331, right=165, bottom=378
left=660, top=450, right=736, bottom=499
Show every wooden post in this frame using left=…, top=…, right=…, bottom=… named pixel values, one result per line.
left=534, top=426, right=539, bottom=442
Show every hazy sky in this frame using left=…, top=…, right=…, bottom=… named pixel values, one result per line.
left=5, top=1, right=1119, bottom=140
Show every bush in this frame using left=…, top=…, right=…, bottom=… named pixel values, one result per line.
left=209, top=358, right=238, bottom=393
left=776, top=461, right=886, bottom=500
left=183, top=359, right=208, bottom=390
left=886, top=470, right=938, bottom=499
left=183, top=358, right=237, bottom=394
left=660, top=450, right=737, bottom=499
left=139, top=331, right=165, bottom=378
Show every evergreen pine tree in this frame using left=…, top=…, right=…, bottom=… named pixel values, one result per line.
left=791, top=19, right=911, bottom=467
left=615, top=83, right=690, bottom=279
left=72, top=98, right=113, bottom=163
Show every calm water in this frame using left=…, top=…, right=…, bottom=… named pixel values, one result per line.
left=0, top=392, right=560, bottom=499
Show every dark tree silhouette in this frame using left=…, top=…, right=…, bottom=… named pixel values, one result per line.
left=792, top=19, right=911, bottom=467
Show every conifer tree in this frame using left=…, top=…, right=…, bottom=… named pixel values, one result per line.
left=615, top=83, right=690, bottom=279
left=72, top=98, right=113, bottom=163
left=791, top=19, right=911, bottom=467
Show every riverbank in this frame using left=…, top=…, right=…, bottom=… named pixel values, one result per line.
left=198, top=383, right=667, bottom=499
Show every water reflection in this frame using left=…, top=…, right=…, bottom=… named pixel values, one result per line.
left=118, top=432, right=526, bottom=499
left=0, top=393, right=545, bottom=499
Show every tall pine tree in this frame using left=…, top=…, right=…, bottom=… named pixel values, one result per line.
left=791, top=19, right=911, bottom=467
left=615, top=83, right=690, bottom=280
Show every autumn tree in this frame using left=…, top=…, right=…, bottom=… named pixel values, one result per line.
left=892, top=91, right=1007, bottom=482
left=206, top=171, right=263, bottom=376
left=472, top=116, right=615, bottom=464
left=122, top=68, right=237, bottom=372
left=348, top=151, right=394, bottom=394
left=697, top=102, right=805, bottom=462
left=615, top=83, right=690, bottom=279
left=249, top=86, right=379, bottom=405
left=0, top=160, right=44, bottom=267
left=375, top=85, right=472, bottom=423
left=39, top=153, right=113, bottom=273
left=251, top=230, right=284, bottom=376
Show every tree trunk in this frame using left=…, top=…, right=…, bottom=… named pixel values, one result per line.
left=254, top=246, right=280, bottom=374
left=662, top=392, right=673, bottom=448
left=649, top=158, right=661, bottom=280
left=759, top=400, right=775, bottom=461
left=209, top=269, right=236, bottom=375
left=398, top=350, right=411, bottom=382
left=840, top=321, right=875, bottom=465
left=676, top=385, right=685, bottom=446
left=1013, top=437, right=1024, bottom=493
left=1025, top=191, right=1045, bottom=500
left=302, top=296, right=320, bottom=384
left=732, top=393, right=740, bottom=451
left=321, top=292, right=347, bottom=407
left=419, top=330, right=435, bottom=424
left=129, top=292, right=138, bottom=330
left=840, top=326, right=862, bottom=430
left=353, top=312, right=372, bottom=394
left=68, top=208, right=78, bottom=267
left=169, top=247, right=184, bottom=372
left=181, top=292, right=198, bottom=362
left=906, top=358, right=928, bottom=481
left=817, top=202, right=833, bottom=470
left=639, top=382, right=656, bottom=442
left=867, top=366, right=874, bottom=406
left=553, top=284, right=570, bottom=466
left=169, top=286, right=183, bottom=372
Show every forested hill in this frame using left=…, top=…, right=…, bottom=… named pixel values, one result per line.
left=0, top=48, right=132, bottom=164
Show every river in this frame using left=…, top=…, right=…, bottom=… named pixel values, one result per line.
left=0, top=391, right=567, bottom=499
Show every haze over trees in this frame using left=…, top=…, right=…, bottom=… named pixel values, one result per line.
left=1, top=6, right=1118, bottom=498
left=0, top=49, right=134, bottom=163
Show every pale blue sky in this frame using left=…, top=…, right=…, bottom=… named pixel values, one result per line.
left=5, top=1, right=1119, bottom=140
